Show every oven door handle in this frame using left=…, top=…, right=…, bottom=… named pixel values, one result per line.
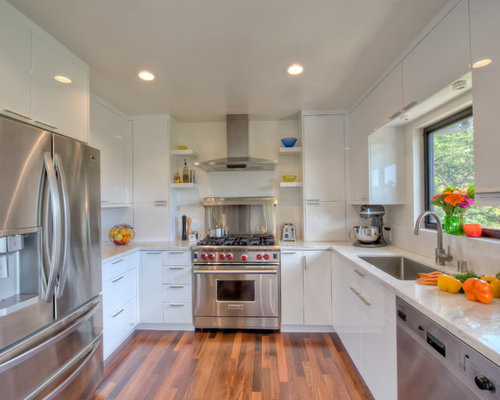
left=193, top=270, right=277, bottom=274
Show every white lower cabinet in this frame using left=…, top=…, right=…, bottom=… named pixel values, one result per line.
left=281, top=250, right=331, bottom=327
left=139, top=251, right=164, bottom=323
left=332, top=252, right=396, bottom=400
left=102, top=253, right=139, bottom=360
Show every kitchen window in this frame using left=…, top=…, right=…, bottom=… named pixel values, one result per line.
left=424, top=107, right=500, bottom=237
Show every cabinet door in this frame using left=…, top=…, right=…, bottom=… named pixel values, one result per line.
left=140, top=251, right=164, bottom=323
left=0, top=9, right=31, bottom=119
left=280, top=251, right=304, bottom=325
left=303, top=115, right=345, bottom=202
left=133, top=116, right=170, bottom=203
left=31, top=34, right=89, bottom=142
left=90, top=98, right=128, bottom=204
left=470, top=0, right=500, bottom=198
left=133, top=204, right=170, bottom=241
left=304, top=251, right=331, bottom=325
left=349, top=107, right=369, bottom=203
left=305, top=202, right=345, bottom=241
left=402, top=0, right=470, bottom=107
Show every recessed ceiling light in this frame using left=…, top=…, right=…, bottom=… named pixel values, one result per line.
left=54, top=75, right=72, bottom=84
left=138, top=70, right=155, bottom=81
left=287, top=64, right=304, bottom=75
left=472, top=58, right=492, bottom=69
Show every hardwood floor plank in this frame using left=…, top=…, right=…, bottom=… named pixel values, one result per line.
left=93, top=331, right=373, bottom=400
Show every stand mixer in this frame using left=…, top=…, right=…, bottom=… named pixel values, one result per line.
left=351, top=205, right=387, bottom=247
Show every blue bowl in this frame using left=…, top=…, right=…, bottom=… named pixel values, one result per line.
left=281, top=137, right=298, bottom=147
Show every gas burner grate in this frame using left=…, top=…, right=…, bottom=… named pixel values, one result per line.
left=196, top=234, right=276, bottom=246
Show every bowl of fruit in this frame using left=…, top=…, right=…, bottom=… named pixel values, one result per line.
left=109, top=224, right=135, bottom=245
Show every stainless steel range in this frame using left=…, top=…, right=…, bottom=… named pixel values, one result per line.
left=192, top=197, right=280, bottom=330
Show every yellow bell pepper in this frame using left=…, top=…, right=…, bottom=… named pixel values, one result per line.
left=490, top=279, right=500, bottom=298
left=481, top=276, right=496, bottom=283
left=437, top=274, right=463, bottom=294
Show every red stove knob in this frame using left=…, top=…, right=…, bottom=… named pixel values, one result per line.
left=263, top=253, right=270, bottom=260
left=256, top=254, right=262, bottom=260
left=241, top=254, right=248, bottom=261
left=219, top=253, right=225, bottom=260
left=208, top=253, right=215, bottom=260
left=200, top=253, right=207, bottom=260
left=226, top=253, right=233, bottom=260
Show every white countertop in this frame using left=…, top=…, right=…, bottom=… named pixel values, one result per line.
left=331, top=244, right=500, bottom=366
left=101, top=241, right=192, bottom=262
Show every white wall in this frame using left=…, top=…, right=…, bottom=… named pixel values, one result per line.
left=100, top=207, right=134, bottom=243
left=170, top=119, right=302, bottom=240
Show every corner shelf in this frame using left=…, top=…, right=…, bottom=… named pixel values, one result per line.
left=279, top=147, right=302, bottom=154
left=171, top=183, right=197, bottom=189
left=279, top=182, right=303, bottom=188
left=171, top=149, right=198, bottom=157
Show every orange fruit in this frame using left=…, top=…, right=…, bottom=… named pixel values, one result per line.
left=122, top=235, right=131, bottom=244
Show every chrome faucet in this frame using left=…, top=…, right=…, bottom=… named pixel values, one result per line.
left=414, top=211, right=453, bottom=266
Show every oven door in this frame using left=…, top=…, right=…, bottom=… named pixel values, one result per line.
left=193, top=268, right=279, bottom=318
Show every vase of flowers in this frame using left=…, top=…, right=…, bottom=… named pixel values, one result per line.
left=430, top=185, right=474, bottom=235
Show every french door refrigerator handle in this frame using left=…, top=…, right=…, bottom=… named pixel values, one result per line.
left=54, top=154, right=71, bottom=299
left=42, top=152, right=63, bottom=303
left=23, top=333, right=102, bottom=400
left=0, top=297, right=100, bottom=373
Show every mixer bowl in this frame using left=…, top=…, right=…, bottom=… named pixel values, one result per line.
left=353, top=226, right=380, bottom=243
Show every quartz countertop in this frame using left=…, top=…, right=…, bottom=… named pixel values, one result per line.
left=101, top=241, right=193, bottom=262
left=331, top=244, right=500, bottom=366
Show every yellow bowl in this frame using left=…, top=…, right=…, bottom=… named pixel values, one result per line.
left=283, top=175, right=297, bottom=182
left=178, top=145, right=188, bottom=150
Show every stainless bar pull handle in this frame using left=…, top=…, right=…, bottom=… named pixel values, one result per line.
left=3, top=109, right=31, bottom=120
left=228, top=304, right=244, bottom=310
left=350, top=286, right=361, bottom=296
left=282, top=251, right=296, bottom=255
left=112, top=258, right=124, bottom=265
left=169, top=251, right=184, bottom=254
left=168, top=303, right=184, bottom=307
left=353, top=269, right=365, bottom=277
left=350, top=286, right=371, bottom=306
left=54, top=154, right=71, bottom=299
left=111, top=275, right=124, bottom=283
left=169, top=267, right=185, bottom=270
left=42, top=152, right=63, bottom=303
left=112, top=308, right=124, bottom=318
left=168, top=285, right=184, bottom=288
left=35, top=120, right=58, bottom=130
left=193, top=270, right=277, bottom=275
left=146, top=251, right=162, bottom=255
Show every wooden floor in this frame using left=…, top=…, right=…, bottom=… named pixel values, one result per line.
left=93, top=330, right=373, bottom=400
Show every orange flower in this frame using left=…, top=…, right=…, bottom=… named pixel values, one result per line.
left=444, top=193, right=464, bottom=206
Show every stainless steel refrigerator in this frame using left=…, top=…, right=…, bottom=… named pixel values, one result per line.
left=0, top=115, right=102, bottom=399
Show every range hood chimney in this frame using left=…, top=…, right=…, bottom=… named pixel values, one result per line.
left=195, top=114, right=277, bottom=172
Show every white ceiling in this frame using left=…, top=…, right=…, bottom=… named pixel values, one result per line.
left=8, top=0, right=448, bottom=121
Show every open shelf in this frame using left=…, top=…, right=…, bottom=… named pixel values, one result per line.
left=279, top=146, right=302, bottom=154
left=280, top=182, right=303, bottom=188
left=171, top=149, right=198, bottom=157
left=171, top=183, right=197, bottom=189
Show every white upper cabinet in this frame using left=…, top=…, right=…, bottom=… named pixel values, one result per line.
left=402, top=0, right=470, bottom=108
left=31, top=34, right=89, bottom=142
left=89, top=97, right=132, bottom=205
left=0, top=9, right=31, bottom=119
left=303, top=114, right=345, bottom=202
left=133, top=116, right=170, bottom=203
left=470, top=0, right=500, bottom=202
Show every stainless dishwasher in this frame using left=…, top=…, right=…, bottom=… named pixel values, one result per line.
left=396, top=297, right=499, bottom=400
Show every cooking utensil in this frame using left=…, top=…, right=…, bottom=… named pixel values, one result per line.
left=281, top=223, right=296, bottom=242
left=207, top=226, right=228, bottom=238
left=349, top=226, right=380, bottom=243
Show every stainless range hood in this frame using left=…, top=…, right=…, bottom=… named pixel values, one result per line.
left=195, top=114, right=277, bottom=172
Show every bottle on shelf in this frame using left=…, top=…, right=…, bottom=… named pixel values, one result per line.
left=182, top=159, right=190, bottom=183
left=173, top=172, right=181, bottom=184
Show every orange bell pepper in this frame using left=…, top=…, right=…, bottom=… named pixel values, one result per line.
left=462, top=278, right=494, bottom=304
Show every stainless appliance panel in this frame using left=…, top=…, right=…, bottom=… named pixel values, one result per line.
left=53, top=135, right=101, bottom=318
left=0, top=298, right=101, bottom=400
left=0, top=116, right=51, bottom=235
left=193, top=270, right=279, bottom=318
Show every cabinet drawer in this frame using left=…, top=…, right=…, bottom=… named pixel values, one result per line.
left=103, top=267, right=137, bottom=318
left=103, top=252, right=137, bottom=284
left=163, top=284, right=192, bottom=302
left=163, top=302, right=192, bottom=324
left=163, top=266, right=192, bottom=284
left=163, top=251, right=190, bottom=266
left=103, top=297, right=137, bottom=359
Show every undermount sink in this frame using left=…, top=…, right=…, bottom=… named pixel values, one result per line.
left=359, top=256, right=437, bottom=280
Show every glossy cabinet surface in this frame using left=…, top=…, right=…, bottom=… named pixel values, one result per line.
left=349, top=107, right=369, bottom=203
left=402, top=0, right=470, bottom=108
left=0, top=9, right=31, bottom=119
left=31, top=34, right=89, bottom=142
left=139, top=251, right=164, bottom=323
left=280, top=251, right=304, bottom=325
left=470, top=0, right=500, bottom=201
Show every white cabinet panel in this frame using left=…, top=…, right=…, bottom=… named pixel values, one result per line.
left=304, top=251, right=331, bottom=326
left=303, top=115, right=345, bottom=202
left=102, top=253, right=137, bottom=285
left=280, top=251, right=304, bottom=325
left=103, top=297, right=137, bottom=360
left=140, top=251, right=164, bottom=323
left=132, top=116, right=170, bottom=203
left=103, top=267, right=137, bottom=319
left=305, top=202, right=345, bottom=241
left=349, top=107, right=369, bottom=203
left=164, top=303, right=192, bottom=324
left=470, top=0, right=500, bottom=200
left=163, top=250, right=191, bottom=266
left=402, top=0, right=470, bottom=107
left=31, top=34, right=89, bottom=142
left=163, top=266, right=191, bottom=284
left=90, top=97, right=131, bottom=204
left=133, top=204, right=170, bottom=241
left=0, top=9, right=31, bottom=119
left=163, top=284, right=191, bottom=303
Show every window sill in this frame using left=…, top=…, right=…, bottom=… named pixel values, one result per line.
left=419, top=228, right=500, bottom=245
